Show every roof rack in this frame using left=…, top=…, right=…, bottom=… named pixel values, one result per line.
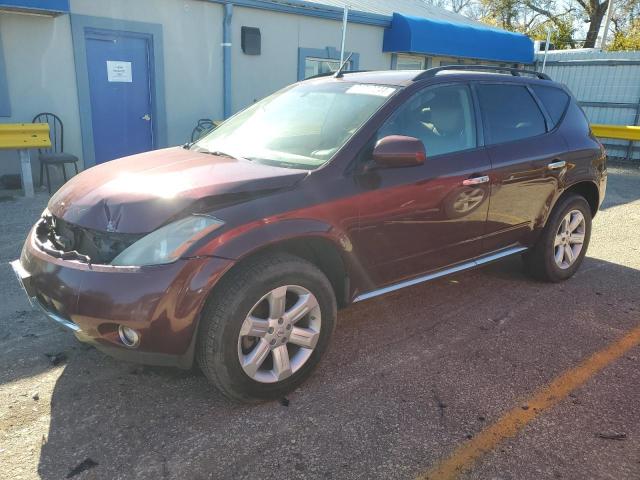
left=413, top=65, right=551, bottom=81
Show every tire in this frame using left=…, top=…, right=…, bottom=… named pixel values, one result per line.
left=523, top=193, right=592, bottom=282
left=196, top=252, right=337, bottom=402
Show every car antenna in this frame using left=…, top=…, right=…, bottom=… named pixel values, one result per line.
left=333, top=52, right=353, bottom=78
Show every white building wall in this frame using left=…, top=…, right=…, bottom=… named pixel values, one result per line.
left=0, top=12, right=80, bottom=179
left=230, top=6, right=391, bottom=112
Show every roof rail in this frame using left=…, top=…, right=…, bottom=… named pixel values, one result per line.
left=413, top=65, right=551, bottom=81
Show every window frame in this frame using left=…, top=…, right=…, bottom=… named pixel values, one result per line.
left=303, top=57, right=351, bottom=79
left=297, top=46, right=360, bottom=81
left=374, top=81, right=482, bottom=160
left=528, top=84, right=571, bottom=132
left=395, top=54, right=426, bottom=71
left=471, top=81, right=552, bottom=148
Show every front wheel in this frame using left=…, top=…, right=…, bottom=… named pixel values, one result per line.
left=523, top=193, right=592, bottom=282
left=196, top=253, right=337, bottom=402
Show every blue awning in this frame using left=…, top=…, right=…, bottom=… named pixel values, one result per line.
left=0, top=0, right=69, bottom=15
left=383, top=13, right=534, bottom=64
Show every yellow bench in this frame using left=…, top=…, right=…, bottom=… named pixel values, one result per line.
left=0, top=123, right=51, bottom=197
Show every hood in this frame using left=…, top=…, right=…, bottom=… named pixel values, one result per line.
left=48, top=147, right=307, bottom=234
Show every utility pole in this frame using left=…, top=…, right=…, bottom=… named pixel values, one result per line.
left=600, top=0, right=614, bottom=49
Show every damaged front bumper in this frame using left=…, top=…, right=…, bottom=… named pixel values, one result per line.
left=11, top=259, right=80, bottom=332
left=11, top=226, right=233, bottom=368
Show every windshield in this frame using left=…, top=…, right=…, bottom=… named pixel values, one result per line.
left=192, top=81, right=398, bottom=170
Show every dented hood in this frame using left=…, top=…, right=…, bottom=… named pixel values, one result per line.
left=48, top=147, right=307, bottom=234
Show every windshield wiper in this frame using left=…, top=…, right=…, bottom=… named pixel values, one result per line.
left=196, top=149, right=251, bottom=162
left=205, top=150, right=238, bottom=159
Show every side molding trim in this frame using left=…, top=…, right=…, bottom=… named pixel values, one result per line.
left=353, top=246, right=528, bottom=303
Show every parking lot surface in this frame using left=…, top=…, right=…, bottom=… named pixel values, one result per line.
left=1, top=166, right=639, bottom=480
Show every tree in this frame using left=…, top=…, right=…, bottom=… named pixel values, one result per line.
left=528, top=16, right=577, bottom=49
left=609, top=18, right=640, bottom=50
left=577, top=0, right=609, bottom=47
left=423, top=0, right=640, bottom=50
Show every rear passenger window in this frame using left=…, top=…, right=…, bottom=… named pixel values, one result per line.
left=532, top=85, right=570, bottom=128
left=476, top=84, right=547, bottom=145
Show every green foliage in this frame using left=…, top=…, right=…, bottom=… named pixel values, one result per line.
left=529, top=17, right=576, bottom=49
left=609, top=19, right=640, bottom=50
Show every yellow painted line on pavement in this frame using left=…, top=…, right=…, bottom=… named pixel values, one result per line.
left=418, top=324, right=640, bottom=480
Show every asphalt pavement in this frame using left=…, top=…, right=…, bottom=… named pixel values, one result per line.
left=1, top=165, right=639, bottom=480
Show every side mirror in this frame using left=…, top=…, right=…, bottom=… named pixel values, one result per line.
left=372, top=135, right=426, bottom=169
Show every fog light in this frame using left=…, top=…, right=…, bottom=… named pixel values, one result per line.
left=118, top=325, right=140, bottom=348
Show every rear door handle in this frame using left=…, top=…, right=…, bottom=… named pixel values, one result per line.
left=462, top=175, right=490, bottom=186
left=547, top=160, right=566, bottom=170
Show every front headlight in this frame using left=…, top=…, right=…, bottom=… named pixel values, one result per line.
left=111, top=215, right=224, bottom=266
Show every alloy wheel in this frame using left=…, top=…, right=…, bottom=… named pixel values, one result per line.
left=237, top=285, right=321, bottom=383
left=554, top=209, right=586, bottom=269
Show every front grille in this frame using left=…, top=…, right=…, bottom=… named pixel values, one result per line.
left=36, top=214, right=142, bottom=264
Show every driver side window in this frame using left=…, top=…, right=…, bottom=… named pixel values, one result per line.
left=378, top=84, right=477, bottom=157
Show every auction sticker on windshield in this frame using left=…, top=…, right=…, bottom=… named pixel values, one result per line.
left=346, top=84, right=396, bottom=97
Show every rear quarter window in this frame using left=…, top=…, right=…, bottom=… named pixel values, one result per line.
left=532, top=85, right=570, bottom=128
left=476, top=84, right=547, bottom=145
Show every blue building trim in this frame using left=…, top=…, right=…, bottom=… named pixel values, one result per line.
left=222, top=3, right=233, bottom=119
left=297, top=46, right=360, bottom=81
left=70, top=15, right=168, bottom=168
left=383, top=13, right=534, bottom=64
left=204, top=0, right=390, bottom=27
left=0, top=0, right=69, bottom=14
left=0, top=30, right=10, bottom=117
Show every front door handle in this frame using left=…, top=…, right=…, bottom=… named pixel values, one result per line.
left=547, top=160, right=566, bottom=170
left=462, top=175, right=490, bottom=186
left=141, top=114, right=151, bottom=121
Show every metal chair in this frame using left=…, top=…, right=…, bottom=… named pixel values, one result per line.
left=32, top=113, right=79, bottom=194
left=190, top=118, right=216, bottom=143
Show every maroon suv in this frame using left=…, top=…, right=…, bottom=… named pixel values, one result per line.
left=12, top=66, right=606, bottom=401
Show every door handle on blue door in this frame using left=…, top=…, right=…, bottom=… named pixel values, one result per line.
left=141, top=114, right=151, bottom=121
left=547, top=160, right=566, bottom=170
left=462, top=175, right=490, bottom=186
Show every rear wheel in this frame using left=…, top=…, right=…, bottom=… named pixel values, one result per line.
left=523, top=193, right=592, bottom=282
left=197, top=253, right=337, bottom=402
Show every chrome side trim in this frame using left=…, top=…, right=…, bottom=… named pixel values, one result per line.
left=32, top=298, right=81, bottom=332
left=353, top=246, right=528, bottom=303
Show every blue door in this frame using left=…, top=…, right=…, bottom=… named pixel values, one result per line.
left=86, top=31, right=154, bottom=164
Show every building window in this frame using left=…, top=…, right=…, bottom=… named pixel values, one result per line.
left=304, top=57, right=352, bottom=78
left=395, top=54, right=425, bottom=70
left=297, top=47, right=360, bottom=81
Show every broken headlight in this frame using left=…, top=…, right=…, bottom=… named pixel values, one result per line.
left=110, top=215, right=224, bottom=266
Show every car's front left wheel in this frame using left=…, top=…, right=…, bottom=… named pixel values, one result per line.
left=196, top=252, right=337, bottom=402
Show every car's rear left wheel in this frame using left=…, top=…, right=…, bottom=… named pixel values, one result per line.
left=197, top=252, right=337, bottom=402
